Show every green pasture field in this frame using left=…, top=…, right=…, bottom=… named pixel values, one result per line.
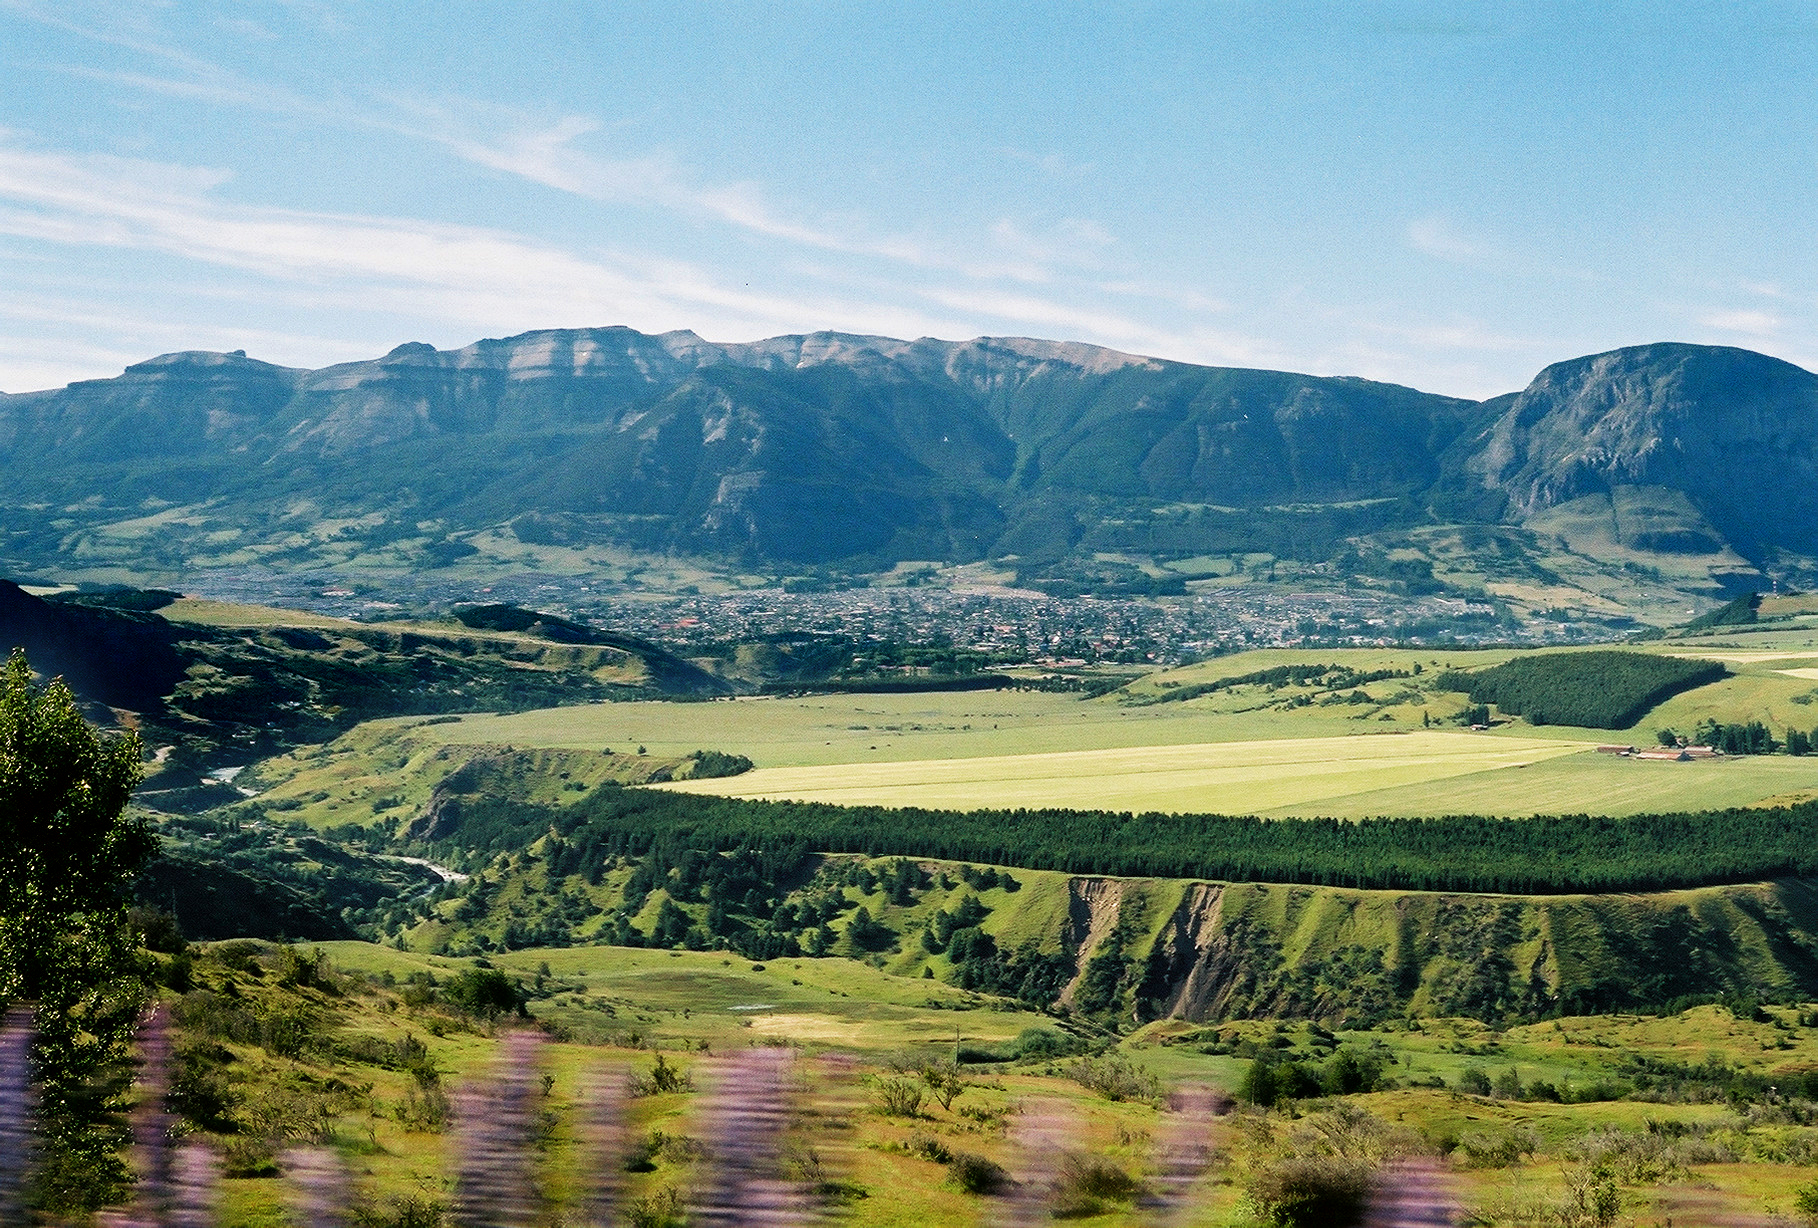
left=320, top=940, right=1055, bottom=1054
left=1265, top=747, right=1818, bottom=817
left=652, top=730, right=1599, bottom=815
left=402, top=687, right=1391, bottom=764
left=327, top=639, right=1818, bottom=818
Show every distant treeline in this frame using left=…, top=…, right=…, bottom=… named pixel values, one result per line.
left=419, top=784, right=1818, bottom=896
left=759, top=673, right=1014, bottom=696
left=1135, top=663, right=1411, bottom=706
left=1435, top=651, right=1724, bottom=729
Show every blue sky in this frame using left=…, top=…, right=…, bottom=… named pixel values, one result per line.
left=1, top=1, right=1814, bottom=398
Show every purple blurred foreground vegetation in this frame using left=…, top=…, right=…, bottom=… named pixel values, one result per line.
left=0, top=1005, right=1262, bottom=1227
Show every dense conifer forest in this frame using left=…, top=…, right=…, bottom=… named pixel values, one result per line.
left=424, top=783, right=1818, bottom=896
left=1435, top=651, right=1726, bottom=729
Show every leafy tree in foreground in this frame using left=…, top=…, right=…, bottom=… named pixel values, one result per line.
left=0, top=648, right=155, bottom=1212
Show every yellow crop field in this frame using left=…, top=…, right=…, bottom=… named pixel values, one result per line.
left=654, top=729, right=1594, bottom=814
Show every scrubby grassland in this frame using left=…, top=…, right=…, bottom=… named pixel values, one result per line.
left=146, top=938, right=1189, bottom=1228
left=213, top=720, right=747, bottom=834
left=1435, top=651, right=1728, bottom=729
left=132, top=936, right=1818, bottom=1228
left=321, top=941, right=1055, bottom=1055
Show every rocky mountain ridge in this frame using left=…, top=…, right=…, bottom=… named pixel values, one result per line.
left=2, top=328, right=1813, bottom=587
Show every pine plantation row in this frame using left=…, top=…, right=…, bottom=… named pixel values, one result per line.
left=428, top=782, right=1818, bottom=896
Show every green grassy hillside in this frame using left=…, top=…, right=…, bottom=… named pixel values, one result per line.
left=378, top=837, right=1818, bottom=1030
left=118, top=935, right=1818, bottom=1228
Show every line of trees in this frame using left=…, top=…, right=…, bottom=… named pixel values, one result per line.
left=1137, top=663, right=1411, bottom=706
left=420, top=779, right=1818, bottom=897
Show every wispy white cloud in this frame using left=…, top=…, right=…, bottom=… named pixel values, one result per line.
left=1, top=4, right=1304, bottom=383
left=386, top=96, right=1098, bottom=284
left=987, top=218, right=1115, bottom=275
left=1699, top=308, right=1782, bottom=336
left=6, top=3, right=1236, bottom=353
left=214, top=15, right=279, bottom=43
left=1407, top=215, right=1489, bottom=262
left=3, top=0, right=243, bottom=82
left=1361, top=317, right=1538, bottom=353
left=0, top=294, right=377, bottom=364
left=1737, top=279, right=1789, bottom=300
left=0, top=142, right=1020, bottom=377
left=1091, top=279, right=1230, bottom=315
left=56, top=63, right=281, bottom=110
left=0, top=138, right=1304, bottom=389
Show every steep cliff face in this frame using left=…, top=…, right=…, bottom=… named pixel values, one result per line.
left=1460, top=344, right=1818, bottom=556
left=1029, top=875, right=1818, bottom=1027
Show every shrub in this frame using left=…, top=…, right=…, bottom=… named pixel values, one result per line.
left=1013, top=1027, right=1082, bottom=1059
left=624, top=1128, right=703, bottom=1172
left=624, top=1185, right=684, bottom=1228
left=629, top=1052, right=693, bottom=1097
left=397, top=1079, right=450, bottom=1133
left=1071, top=1053, right=1162, bottom=1104
left=872, top=1076, right=925, bottom=1117
left=1051, top=1154, right=1142, bottom=1218
left=350, top=1194, right=445, bottom=1228
left=443, top=968, right=524, bottom=1019
left=903, top=1133, right=952, bottom=1163
left=945, top=1150, right=1009, bottom=1194
left=1244, top=1155, right=1374, bottom=1228
left=920, top=1058, right=969, bottom=1110
left=1794, top=1177, right=1818, bottom=1227
left=1456, top=1129, right=1538, bottom=1169
left=1558, top=1162, right=1621, bottom=1228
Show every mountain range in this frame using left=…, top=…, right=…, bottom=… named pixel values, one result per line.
left=2, top=329, right=1813, bottom=595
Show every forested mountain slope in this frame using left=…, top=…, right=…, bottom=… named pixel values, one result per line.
left=2, top=329, right=1812, bottom=577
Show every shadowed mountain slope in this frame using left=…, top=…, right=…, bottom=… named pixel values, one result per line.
left=1, top=329, right=1811, bottom=572
left=1458, top=344, right=1818, bottom=557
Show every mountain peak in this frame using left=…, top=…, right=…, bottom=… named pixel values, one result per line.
left=2, top=325, right=1813, bottom=580
left=1469, top=340, right=1818, bottom=555
left=121, top=349, right=292, bottom=376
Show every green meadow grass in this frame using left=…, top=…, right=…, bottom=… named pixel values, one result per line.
left=1266, top=746, right=1818, bottom=818
left=405, top=688, right=1396, bottom=764
left=652, top=730, right=1597, bottom=815
left=320, top=941, right=1055, bottom=1054
left=245, top=673, right=1818, bottom=824
left=230, top=938, right=1818, bottom=1228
